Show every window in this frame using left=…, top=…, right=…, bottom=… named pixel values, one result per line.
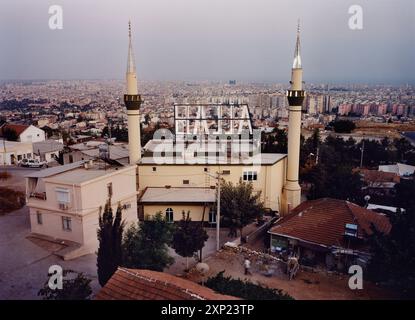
left=123, top=203, right=132, bottom=210
left=36, top=211, right=43, bottom=225
left=209, top=207, right=216, bottom=224
left=56, top=188, right=70, bottom=203
left=183, top=180, right=189, bottom=185
left=152, top=167, right=157, bottom=172
left=166, top=208, right=174, bottom=223
left=107, top=183, right=113, bottom=198
left=243, top=171, right=257, bottom=181
left=62, top=216, right=72, bottom=231
left=222, top=170, right=231, bottom=175
left=204, top=168, right=208, bottom=172
left=69, top=154, right=73, bottom=163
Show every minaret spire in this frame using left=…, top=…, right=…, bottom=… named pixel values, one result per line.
left=283, top=22, right=306, bottom=214
left=124, top=20, right=142, bottom=164
left=127, top=20, right=136, bottom=75
left=293, top=19, right=302, bottom=69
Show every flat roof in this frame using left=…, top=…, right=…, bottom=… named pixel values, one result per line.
left=140, top=187, right=216, bottom=203
left=25, top=161, right=86, bottom=178
left=81, top=145, right=129, bottom=160
left=139, top=153, right=286, bottom=166
left=33, top=140, right=64, bottom=153
left=43, top=166, right=127, bottom=185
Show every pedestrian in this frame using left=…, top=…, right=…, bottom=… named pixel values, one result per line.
left=244, top=257, right=251, bottom=275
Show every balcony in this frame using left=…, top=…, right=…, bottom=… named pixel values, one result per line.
left=28, top=192, right=46, bottom=200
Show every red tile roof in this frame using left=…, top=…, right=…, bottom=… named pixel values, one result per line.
left=269, top=198, right=391, bottom=248
left=0, top=124, right=29, bottom=137
left=95, top=268, right=239, bottom=300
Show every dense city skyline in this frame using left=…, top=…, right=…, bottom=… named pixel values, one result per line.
left=0, top=0, right=414, bottom=84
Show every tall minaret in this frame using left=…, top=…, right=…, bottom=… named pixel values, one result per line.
left=124, top=21, right=142, bottom=164
left=283, top=22, right=306, bottom=213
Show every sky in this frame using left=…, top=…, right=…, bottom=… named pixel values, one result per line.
left=0, top=0, right=414, bottom=84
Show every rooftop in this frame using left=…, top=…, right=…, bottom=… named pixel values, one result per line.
left=269, top=198, right=391, bottom=249
left=139, top=153, right=286, bottom=166
left=95, top=267, right=238, bottom=300
left=33, top=140, right=64, bottom=154
left=139, top=187, right=216, bottom=203
left=0, top=123, right=30, bottom=136
left=43, top=165, right=129, bottom=185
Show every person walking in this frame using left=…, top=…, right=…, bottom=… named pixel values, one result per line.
left=244, top=258, right=251, bottom=275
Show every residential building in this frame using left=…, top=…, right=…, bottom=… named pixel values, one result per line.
left=25, top=161, right=137, bottom=258
left=0, top=124, right=45, bottom=143
left=0, top=140, right=33, bottom=165
left=33, top=140, right=64, bottom=163
left=268, top=198, right=391, bottom=271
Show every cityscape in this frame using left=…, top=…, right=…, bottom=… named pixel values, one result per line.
left=0, top=0, right=414, bottom=311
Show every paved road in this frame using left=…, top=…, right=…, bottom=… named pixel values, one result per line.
left=0, top=206, right=99, bottom=300
left=0, top=205, right=232, bottom=299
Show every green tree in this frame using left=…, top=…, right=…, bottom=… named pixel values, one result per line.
left=204, top=271, right=293, bottom=300
left=97, top=202, right=125, bottom=286
left=2, top=127, right=18, bottom=141
left=122, top=212, right=175, bottom=271
left=172, top=211, right=209, bottom=270
left=38, top=270, right=92, bottom=300
left=394, top=138, right=413, bottom=162
left=367, top=205, right=415, bottom=299
left=332, top=120, right=356, bottom=133
left=220, top=179, right=264, bottom=240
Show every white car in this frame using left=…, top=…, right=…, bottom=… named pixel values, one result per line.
left=19, top=158, right=48, bottom=168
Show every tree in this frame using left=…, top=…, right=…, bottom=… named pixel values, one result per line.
left=38, top=270, right=92, bottom=300
left=97, top=202, right=125, bottom=287
left=332, top=120, right=356, bottom=133
left=122, top=212, right=175, bottom=271
left=261, top=128, right=288, bottom=154
left=172, top=211, right=209, bottom=270
left=394, top=138, right=413, bottom=162
left=204, top=271, right=293, bottom=300
left=367, top=205, right=415, bottom=299
left=2, top=127, right=18, bottom=141
left=220, top=179, right=264, bottom=240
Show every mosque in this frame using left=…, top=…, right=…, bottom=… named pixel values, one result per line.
left=124, top=21, right=306, bottom=221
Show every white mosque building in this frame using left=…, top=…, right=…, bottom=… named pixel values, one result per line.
left=26, top=22, right=306, bottom=257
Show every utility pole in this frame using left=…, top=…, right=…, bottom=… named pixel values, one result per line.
left=204, top=170, right=223, bottom=251
left=360, top=140, right=365, bottom=168
left=216, top=171, right=221, bottom=251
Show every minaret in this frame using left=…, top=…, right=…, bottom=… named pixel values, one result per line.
left=283, top=22, right=306, bottom=213
left=124, top=21, right=142, bottom=164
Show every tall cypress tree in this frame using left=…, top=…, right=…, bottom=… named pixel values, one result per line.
left=97, top=201, right=125, bottom=287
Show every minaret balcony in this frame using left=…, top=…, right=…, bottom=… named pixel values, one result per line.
left=124, top=94, right=142, bottom=110
left=286, top=90, right=306, bottom=110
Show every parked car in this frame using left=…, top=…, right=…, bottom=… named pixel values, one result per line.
left=19, top=158, right=48, bottom=168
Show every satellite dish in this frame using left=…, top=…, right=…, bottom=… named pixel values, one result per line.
left=364, top=195, right=371, bottom=202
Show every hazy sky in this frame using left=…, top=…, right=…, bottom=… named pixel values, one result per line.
left=0, top=0, right=414, bottom=83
